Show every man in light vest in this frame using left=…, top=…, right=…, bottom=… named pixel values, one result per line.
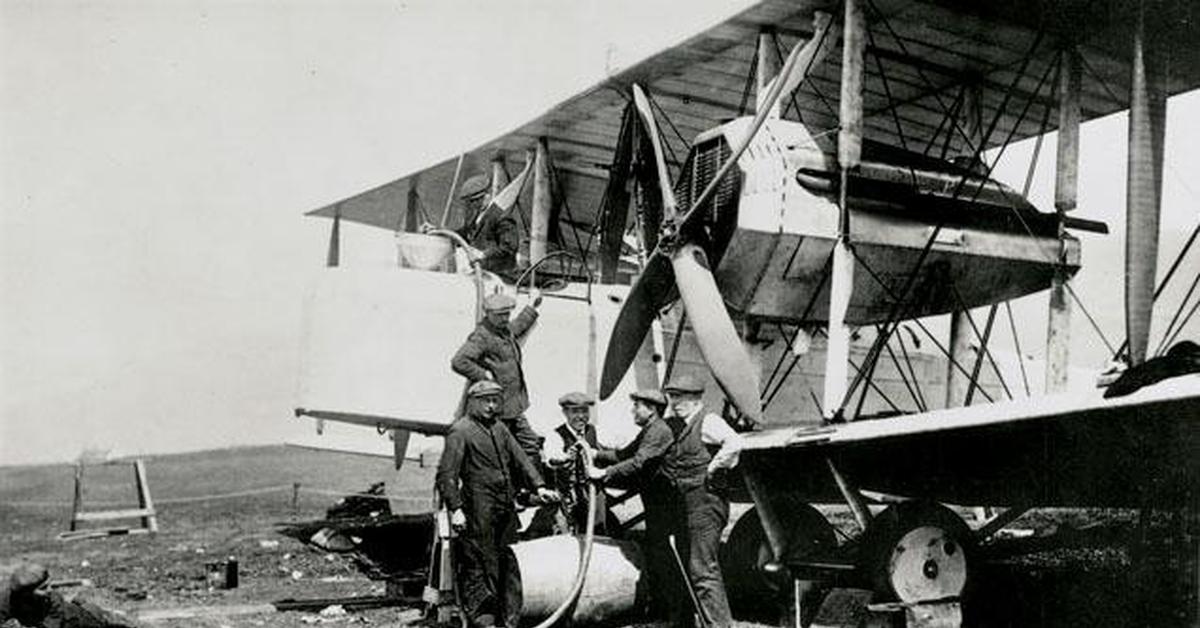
left=543, top=391, right=603, bottom=533
left=661, top=374, right=743, bottom=628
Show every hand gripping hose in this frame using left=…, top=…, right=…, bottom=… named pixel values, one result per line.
left=531, top=448, right=599, bottom=628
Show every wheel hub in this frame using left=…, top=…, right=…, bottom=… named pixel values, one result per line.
left=887, top=525, right=967, bottom=602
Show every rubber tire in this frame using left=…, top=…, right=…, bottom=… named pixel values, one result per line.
left=856, top=500, right=972, bottom=601
left=721, top=498, right=837, bottom=606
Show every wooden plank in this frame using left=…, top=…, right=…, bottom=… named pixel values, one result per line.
left=58, top=527, right=152, bottom=542
left=133, top=459, right=158, bottom=533
left=137, top=604, right=276, bottom=621
left=74, top=508, right=155, bottom=522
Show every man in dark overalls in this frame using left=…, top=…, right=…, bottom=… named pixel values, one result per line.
left=661, top=375, right=743, bottom=628
left=437, top=380, right=558, bottom=628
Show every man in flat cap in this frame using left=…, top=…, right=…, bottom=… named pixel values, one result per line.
left=659, top=374, right=743, bottom=628
left=437, top=380, right=558, bottom=628
left=456, top=173, right=520, bottom=279
left=543, top=391, right=599, bottom=463
left=452, top=292, right=545, bottom=467
left=541, top=391, right=601, bottom=532
left=587, top=389, right=682, bottom=621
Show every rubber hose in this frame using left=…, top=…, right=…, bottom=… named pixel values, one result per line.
left=531, top=457, right=599, bottom=628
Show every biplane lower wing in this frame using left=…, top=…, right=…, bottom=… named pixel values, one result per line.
left=294, top=409, right=451, bottom=437
left=741, top=375, right=1200, bottom=508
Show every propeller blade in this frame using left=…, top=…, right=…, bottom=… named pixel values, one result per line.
left=631, top=84, right=679, bottom=220
left=674, top=16, right=834, bottom=233
left=775, top=12, right=836, bottom=102
left=599, top=253, right=676, bottom=399
left=671, top=244, right=763, bottom=424
left=491, top=151, right=534, bottom=212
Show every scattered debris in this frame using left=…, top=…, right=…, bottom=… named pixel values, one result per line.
left=318, top=605, right=347, bottom=618
left=326, top=483, right=388, bottom=520
left=310, top=528, right=355, bottom=553
left=273, top=595, right=419, bottom=613
left=275, top=484, right=437, bottom=599
left=46, top=579, right=93, bottom=590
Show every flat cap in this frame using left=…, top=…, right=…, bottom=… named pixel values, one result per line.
left=663, top=374, right=705, bottom=395
left=558, top=391, right=594, bottom=407
left=482, top=293, right=516, bottom=312
left=467, top=380, right=504, bottom=398
left=629, top=389, right=667, bottom=408
left=459, top=174, right=491, bottom=199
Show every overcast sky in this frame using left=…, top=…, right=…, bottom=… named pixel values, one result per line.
left=2, top=1, right=1197, bottom=465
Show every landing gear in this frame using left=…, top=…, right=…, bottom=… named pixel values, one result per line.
left=721, top=496, right=837, bottom=613
left=857, top=500, right=971, bottom=603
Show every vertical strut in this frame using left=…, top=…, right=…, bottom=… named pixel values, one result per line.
left=1125, top=1, right=1168, bottom=366
left=531, top=138, right=552, bottom=270
left=1047, top=47, right=1080, bottom=393
left=825, top=0, right=864, bottom=421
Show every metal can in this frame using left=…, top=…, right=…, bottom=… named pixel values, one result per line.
left=225, top=557, right=239, bottom=589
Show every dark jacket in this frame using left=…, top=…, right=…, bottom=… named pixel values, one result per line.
left=596, top=417, right=674, bottom=484
left=458, top=205, right=519, bottom=276
left=451, top=306, right=539, bottom=420
left=663, top=407, right=713, bottom=490
left=436, top=414, right=544, bottom=513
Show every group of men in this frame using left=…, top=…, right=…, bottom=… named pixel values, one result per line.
left=436, top=276, right=744, bottom=628
left=433, top=171, right=745, bottom=628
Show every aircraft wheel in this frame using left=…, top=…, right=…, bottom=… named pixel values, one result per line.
left=858, top=500, right=971, bottom=603
left=721, top=498, right=837, bottom=605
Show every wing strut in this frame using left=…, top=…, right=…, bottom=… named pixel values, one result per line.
left=822, top=0, right=864, bottom=421
left=1047, top=46, right=1080, bottom=392
left=1125, top=0, right=1168, bottom=366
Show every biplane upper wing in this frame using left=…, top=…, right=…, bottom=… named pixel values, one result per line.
left=739, top=374, right=1200, bottom=508
left=306, top=0, right=1200, bottom=238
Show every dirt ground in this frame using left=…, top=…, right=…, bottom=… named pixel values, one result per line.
left=1, top=446, right=428, bottom=627
left=2, top=446, right=1195, bottom=627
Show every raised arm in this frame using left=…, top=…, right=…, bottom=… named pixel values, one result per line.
left=510, top=305, right=539, bottom=339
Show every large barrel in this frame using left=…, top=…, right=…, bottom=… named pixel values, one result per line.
left=511, top=535, right=643, bottom=626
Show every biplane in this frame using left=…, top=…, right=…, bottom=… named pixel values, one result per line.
left=294, top=0, right=1200, bottom=624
